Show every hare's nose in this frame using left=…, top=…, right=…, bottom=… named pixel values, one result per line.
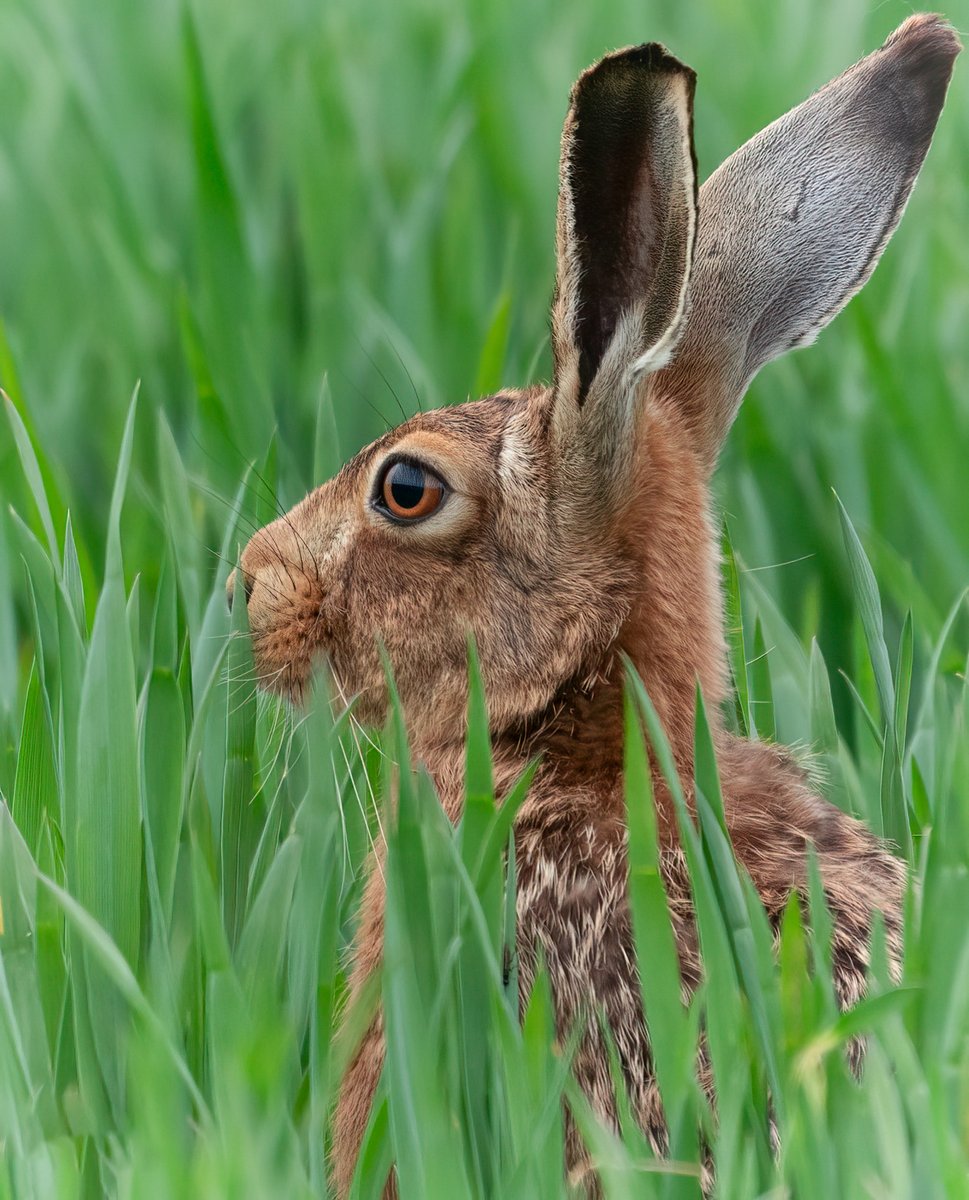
left=226, top=569, right=255, bottom=612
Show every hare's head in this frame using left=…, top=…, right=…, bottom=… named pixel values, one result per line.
left=237, top=17, right=958, bottom=750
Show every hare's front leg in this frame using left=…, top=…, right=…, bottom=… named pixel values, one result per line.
left=332, top=868, right=391, bottom=1198
left=514, top=808, right=700, bottom=1179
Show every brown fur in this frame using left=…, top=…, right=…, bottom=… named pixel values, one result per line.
left=236, top=17, right=958, bottom=1198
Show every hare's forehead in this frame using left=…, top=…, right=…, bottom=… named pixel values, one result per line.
left=356, top=392, right=532, bottom=485
left=390, top=393, right=520, bottom=458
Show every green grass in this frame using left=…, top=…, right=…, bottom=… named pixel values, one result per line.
left=1, top=0, right=968, bottom=1195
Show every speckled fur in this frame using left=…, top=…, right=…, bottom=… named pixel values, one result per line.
left=237, top=15, right=958, bottom=1198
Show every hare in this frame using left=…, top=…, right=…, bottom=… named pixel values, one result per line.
left=234, top=14, right=959, bottom=1196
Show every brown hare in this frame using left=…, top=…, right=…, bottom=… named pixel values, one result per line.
left=234, top=14, right=959, bottom=1195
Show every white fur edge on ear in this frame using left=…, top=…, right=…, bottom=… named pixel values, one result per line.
left=627, top=83, right=697, bottom=384
left=628, top=305, right=685, bottom=379
left=549, top=113, right=583, bottom=421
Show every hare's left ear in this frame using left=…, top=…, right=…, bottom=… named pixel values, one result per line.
left=651, top=15, right=960, bottom=473
left=550, top=44, right=697, bottom=477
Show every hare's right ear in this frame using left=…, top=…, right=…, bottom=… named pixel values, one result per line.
left=549, top=44, right=697, bottom=489
left=653, top=14, right=961, bottom=470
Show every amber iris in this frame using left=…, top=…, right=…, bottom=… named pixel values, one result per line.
left=380, top=460, right=446, bottom=520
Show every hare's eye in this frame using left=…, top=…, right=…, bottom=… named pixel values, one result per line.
left=377, top=459, right=447, bottom=521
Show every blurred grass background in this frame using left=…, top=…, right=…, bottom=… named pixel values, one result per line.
left=1, top=0, right=967, bottom=650
left=0, top=0, right=968, bottom=1196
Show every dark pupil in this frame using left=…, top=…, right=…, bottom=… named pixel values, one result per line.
left=390, top=463, right=426, bottom=510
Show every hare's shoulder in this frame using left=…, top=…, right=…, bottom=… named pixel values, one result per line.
left=720, top=736, right=905, bottom=997
left=719, top=737, right=904, bottom=910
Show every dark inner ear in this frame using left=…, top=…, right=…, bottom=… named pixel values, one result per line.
left=566, top=46, right=695, bottom=398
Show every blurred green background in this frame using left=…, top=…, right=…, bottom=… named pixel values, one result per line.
left=0, top=1, right=968, bottom=1196
left=1, top=0, right=967, bottom=710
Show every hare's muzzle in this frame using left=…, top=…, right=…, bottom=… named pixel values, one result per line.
left=230, top=513, right=329, bottom=701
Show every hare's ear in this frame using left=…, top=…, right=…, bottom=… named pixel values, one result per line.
left=550, top=44, right=697, bottom=476
left=653, top=14, right=961, bottom=469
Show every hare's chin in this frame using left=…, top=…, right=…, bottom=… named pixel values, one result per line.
left=248, top=629, right=314, bottom=704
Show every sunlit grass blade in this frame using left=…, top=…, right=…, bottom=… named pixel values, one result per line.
left=70, top=433, right=141, bottom=972
left=836, top=494, right=895, bottom=726
left=36, top=871, right=209, bottom=1123
left=0, top=806, right=58, bottom=1134
left=625, top=668, right=762, bottom=1174
left=3, top=392, right=60, bottom=571
left=61, top=514, right=85, bottom=635
left=156, top=412, right=202, bottom=634
left=749, top=617, right=776, bottom=742
left=692, top=688, right=783, bottom=1109
left=11, top=662, right=57, bottom=857
left=220, top=567, right=260, bottom=949
left=622, top=680, right=699, bottom=1187
left=141, top=666, right=186, bottom=929
left=496, top=968, right=569, bottom=1197
left=722, top=523, right=751, bottom=736
left=455, top=642, right=501, bottom=1192
left=473, top=291, right=512, bottom=396
left=313, top=373, right=343, bottom=486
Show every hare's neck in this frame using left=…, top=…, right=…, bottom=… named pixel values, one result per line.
left=416, top=408, right=727, bottom=815
left=617, top=405, right=728, bottom=767
left=534, top=410, right=724, bottom=784
left=420, top=412, right=727, bottom=813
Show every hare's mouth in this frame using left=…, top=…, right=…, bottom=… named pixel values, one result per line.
left=251, top=652, right=311, bottom=705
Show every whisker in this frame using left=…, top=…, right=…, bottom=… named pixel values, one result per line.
left=193, top=478, right=321, bottom=603
left=190, top=478, right=269, bottom=543
left=232, top=453, right=324, bottom=591
left=243, top=450, right=291, bottom=524
left=278, top=506, right=323, bottom=589
left=354, top=334, right=409, bottom=424
left=189, top=430, right=290, bottom=527
left=387, top=337, right=425, bottom=415
left=330, top=673, right=386, bottom=873
left=741, top=553, right=815, bottom=573
left=205, top=547, right=290, bottom=608
left=336, top=732, right=383, bottom=882
left=333, top=366, right=394, bottom=434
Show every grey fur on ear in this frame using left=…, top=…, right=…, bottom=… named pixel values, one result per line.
left=651, top=13, right=961, bottom=470
left=550, top=42, right=698, bottom=459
